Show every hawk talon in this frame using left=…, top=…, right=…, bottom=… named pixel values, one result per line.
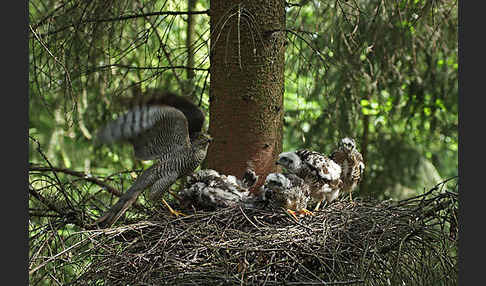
left=286, top=209, right=300, bottom=221
left=298, top=208, right=314, bottom=216
left=162, top=198, right=186, bottom=217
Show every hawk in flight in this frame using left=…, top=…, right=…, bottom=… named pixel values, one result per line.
left=94, top=91, right=212, bottom=227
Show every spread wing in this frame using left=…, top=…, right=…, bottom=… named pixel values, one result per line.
left=132, top=89, right=205, bottom=140
left=96, top=105, right=191, bottom=160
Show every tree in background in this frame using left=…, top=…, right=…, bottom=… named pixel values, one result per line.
left=28, top=0, right=458, bottom=284
left=282, top=0, right=457, bottom=198
left=28, top=0, right=457, bottom=221
left=208, top=1, right=285, bottom=188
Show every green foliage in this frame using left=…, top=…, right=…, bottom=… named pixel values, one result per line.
left=283, top=0, right=458, bottom=198
left=29, top=0, right=210, bottom=171
left=28, top=0, right=457, bottom=284
left=29, top=0, right=457, bottom=199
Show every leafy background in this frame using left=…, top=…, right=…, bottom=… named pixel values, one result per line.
left=28, top=1, right=458, bottom=284
left=29, top=0, right=457, bottom=203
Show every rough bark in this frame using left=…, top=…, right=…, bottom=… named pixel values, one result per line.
left=208, top=0, right=285, bottom=192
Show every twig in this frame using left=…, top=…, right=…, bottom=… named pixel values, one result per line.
left=32, top=10, right=210, bottom=38
left=29, top=136, right=74, bottom=210
left=29, top=164, right=122, bottom=197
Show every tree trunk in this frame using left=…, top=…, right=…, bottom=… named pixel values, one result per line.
left=207, top=0, right=286, bottom=191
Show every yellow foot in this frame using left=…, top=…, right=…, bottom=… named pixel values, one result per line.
left=162, top=198, right=186, bottom=217
left=298, top=209, right=315, bottom=216
left=286, top=209, right=299, bottom=221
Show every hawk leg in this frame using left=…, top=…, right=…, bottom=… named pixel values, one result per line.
left=150, top=173, right=186, bottom=217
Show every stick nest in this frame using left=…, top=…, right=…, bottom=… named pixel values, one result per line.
left=63, top=180, right=458, bottom=285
